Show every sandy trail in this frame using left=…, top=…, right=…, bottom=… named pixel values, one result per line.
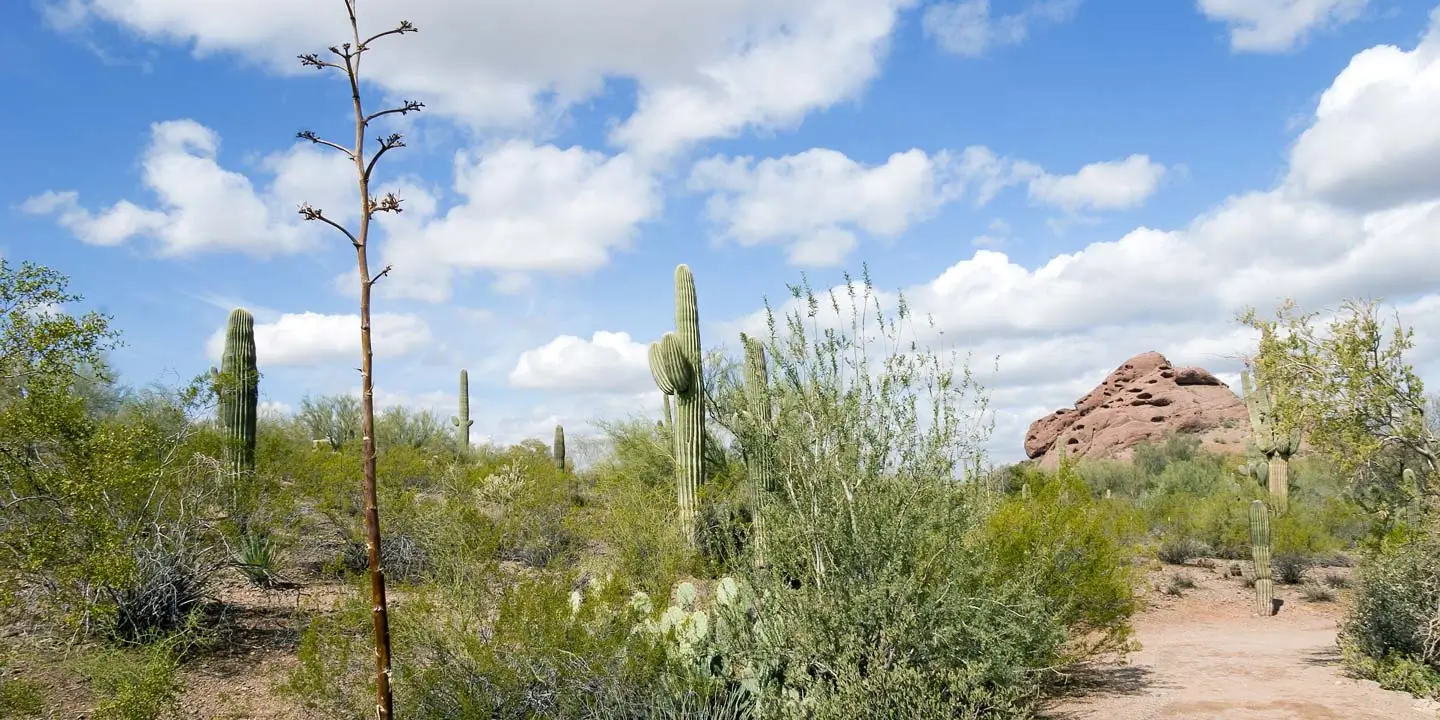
left=1042, top=564, right=1440, bottom=720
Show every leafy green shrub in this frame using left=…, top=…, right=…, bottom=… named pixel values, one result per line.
left=978, top=462, right=1143, bottom=657
left=288, top=572, right=676, bottom=718
left=79, top=631, right=196, bottom=720
left=1341, top=528, right=1440, bottom=696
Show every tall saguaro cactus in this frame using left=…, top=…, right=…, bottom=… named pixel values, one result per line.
left=648, top=264, right=705, bottom=548
left=554, top=424, right=567, bottom=471
left=1250, top=500, right=1275, bottom=616
left=218, top=308, right=259, bottom=489
left=740, top=333, right=775, bottom=568
left=453, top=369, right=473, bottom=449
left=1242, top=366, right=1300, bottom=513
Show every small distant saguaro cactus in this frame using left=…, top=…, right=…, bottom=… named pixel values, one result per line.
left=554, top=424, right=566, bottom=471
left=1242, top=366, right=1300, bottom=513
left=1250, top=499, right=1275, bottom=616
left=648, top=264, right=705, bottom=548
left=218, top=308, right=259, bottom=484
left=741, top=333, right=774, bottom=568
left=453, top=369, right=473, bottom=448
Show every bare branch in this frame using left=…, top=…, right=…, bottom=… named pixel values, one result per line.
left=368, top=193, right=404, bottom=219
left=296, top=130, right=355, bottom=159
left=367, top=264, right=394, bottom=287
left=363, top=134, right=408, bottom=183
left=363, top=100, right=425, bottom=127
left=297, top=53, right=345, bottom=71
left=298, top=203, right=359, bottom=247
left=360, top=21, right=418, bottom=52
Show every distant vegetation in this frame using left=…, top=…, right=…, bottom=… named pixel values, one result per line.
left=2, top=254, right=1438, bottom=719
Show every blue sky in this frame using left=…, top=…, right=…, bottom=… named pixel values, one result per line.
left=7, top=0, right=1440, bottom=463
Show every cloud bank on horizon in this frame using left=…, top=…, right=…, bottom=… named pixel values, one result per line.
left=11, top=0, right=1440, bottom=462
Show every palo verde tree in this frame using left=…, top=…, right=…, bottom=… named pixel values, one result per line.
left=293, top=1, right=423, bottom=716
left=1240, top=298, right=1435, bottom=518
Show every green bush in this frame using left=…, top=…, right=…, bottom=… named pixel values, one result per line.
left=1341, top=527, right=1440, bottom=697
left=978, top=462, right=1143, bottom=658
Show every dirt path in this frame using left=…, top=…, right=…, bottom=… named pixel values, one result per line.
left=1043, top=564, right=1440, bottom=720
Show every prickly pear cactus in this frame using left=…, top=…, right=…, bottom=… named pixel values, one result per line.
left=453, top=369, right=473, bottom=448
left=554, top=424, right=566, bottom=471
left=648, top=265, right=705, bottom=548
left=218, top=308, right=258, bottom=485
left=1250, top=499, right=1274, bottom=616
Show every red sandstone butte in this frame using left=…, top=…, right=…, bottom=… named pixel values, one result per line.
left=1024, top=351, right=1249, bottom=468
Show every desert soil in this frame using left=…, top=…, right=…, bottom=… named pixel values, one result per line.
left=1042, top=562, right=1440, bottom=720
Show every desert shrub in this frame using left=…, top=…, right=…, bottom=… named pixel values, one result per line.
left=1156, top=537, right=1210, bottom=565
left=1075, top=458, right=1148, bottom=499
left=1271, top=554, right=1311, bottom=585
left=582, top=453, right=692, bottom=595
left=1341, top=527, right=1440, bottom=696
left=1302, top=584, right=1336, bottom=602
left=288, top=572, right=677, bottom=718
left=697, top=270, right=1132, bottom=717
left=979, top=462, right=1143, bottom=657
left=79, top=628, right=201, bottom=720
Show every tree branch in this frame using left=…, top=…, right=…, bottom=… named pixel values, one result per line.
left=363, top=100, right=425, bottom=127
left=297, top=53, right=346, bottom=71
left=367, top=193, right=404, bottom=219
left=363, top=134, right=407, bottom=183
left=298, top=203, right=359, bottom=247
left=367, top=264, right=394, bottom=287
left=296, top=130, right=355, bottom=159
left=361, top=21, right=418, bottom=52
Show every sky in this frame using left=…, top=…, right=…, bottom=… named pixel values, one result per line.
left=6, top=0, right=1440, bottom=464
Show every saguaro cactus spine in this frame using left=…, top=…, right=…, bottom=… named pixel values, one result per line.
left=218, top=308, right=259, bottom=485
left=554, top=424, right=567, bottom=471
left=453, top=369, right=473, bottom=448
left=1242, top=366, right=1300, bottom=513
left=741, top=333, right=774, bottom=568
left=1250, top=499, right=1274, bottom=616
left=648, top=264, right=705, bottom=548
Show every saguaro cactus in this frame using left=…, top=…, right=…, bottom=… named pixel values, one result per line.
left=1242, top=366, right=1300, bottom=513
left=662, top=393, right=674, bottom=432
left=554, top=424, right=567, bottom=471
left=453, top=369, right=473, bottom=448
left=648, top=264, right=705, bottom=548
left=1250, top=499, right=1275, bottom=616
left=740, top=333, right=774, bottom=568
left=218, top=308, right=259, bottom=485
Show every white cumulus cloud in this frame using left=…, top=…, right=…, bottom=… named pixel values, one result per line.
left=1027, top=154, right=1168, bottom=212
left=205, top=311, right=433, bottom=367
left=22, top=119, right=352, bottom=257
left=509, top=331, right=654, bottom=393
left=47, top=0, right=919, bottom=159
left=1197, top=0, right=1369, bottom=53
left=378, top=141, right=661, bottom=301
left=689, top=148, right=961, bottom=265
